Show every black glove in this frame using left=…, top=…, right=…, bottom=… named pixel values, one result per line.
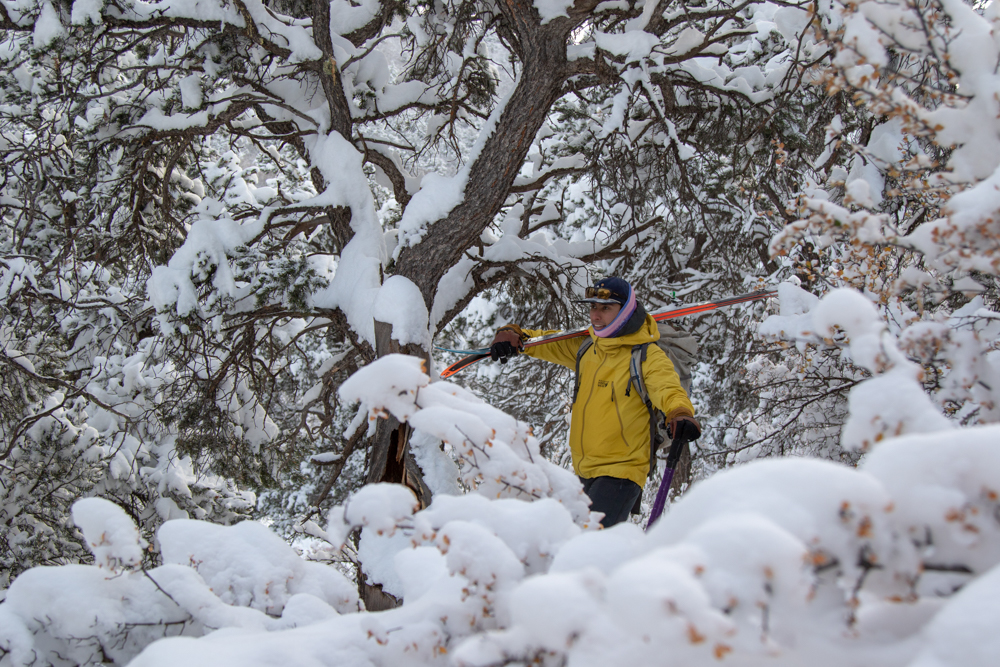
left=489, top=325, right=525, bottom=364
left=668, top=416, right=701, bottom=442
left=490, top=340, right=520, bottom=363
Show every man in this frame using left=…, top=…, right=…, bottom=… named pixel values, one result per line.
left=490, top=277, right=700, bottom=527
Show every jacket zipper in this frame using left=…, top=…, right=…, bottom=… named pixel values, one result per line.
left=611, top=382, right=628, bottom=446
left=578, top=341, right=607, bottom=465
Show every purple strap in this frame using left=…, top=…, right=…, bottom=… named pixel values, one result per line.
left=645, top=437, right=689, bottom=531
left=645, top=466, right=674, bottom=531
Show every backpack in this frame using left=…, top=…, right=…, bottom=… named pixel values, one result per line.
left=572, top=321, right=699, bottom=478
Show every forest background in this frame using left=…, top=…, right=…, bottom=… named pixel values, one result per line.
left=3, top=0, right=1000, bottom=663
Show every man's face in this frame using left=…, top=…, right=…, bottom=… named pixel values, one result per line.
left=590, top=303, right=622, bottom=330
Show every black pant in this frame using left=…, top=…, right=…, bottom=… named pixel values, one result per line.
left=580, top=476, right=642, bottom=527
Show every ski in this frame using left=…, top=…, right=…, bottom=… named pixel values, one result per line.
left=438, top=289, right=777, bottom=379
left=434, top=346, right=491, bottom=355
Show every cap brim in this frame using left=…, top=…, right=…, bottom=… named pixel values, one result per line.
left=574, top=297, right=621, bottom=305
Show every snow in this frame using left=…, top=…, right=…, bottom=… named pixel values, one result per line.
left=908, top=161, right=1000, bottom=275
left=356, top=528, right=412, bottom=597
left=147, top=211, right=263, bottom=318
left=844, top=120, right=903, bottom=207
left=594, top=30, right=660, bottom=62
left=179, top=75, right=203, bottom=110
left=0, top=258, right=38, bottom=299
left=811, top=288, right=884, bottom=365
left=650, top=457, right=917, bottom=600
left=8, top=396, right=1000, bottom=667
left=393, top=171, right=466, bottom=254
left=549, top=520, right=645, bottom=574
left=862, top=425, right=1000, bottom=576
left=909, top=562, right=1000, bottom=667
left=305, top=132, right=386, bottom=345
left=598, top=86, right=630, bottom=137
left=1, top=331, right=36, bottom=373
left=393, top=546, right=450, bottom=601
left=841, top=370, right=953, bottom=451
left=70, top=0, right=104, bottom=24
left=627, top=0, right=666, bottom=31
left=409, top=429, right=463, bottom=496
left=758, top=280, right=820, bottom=340
left=667, top=26, right=707, bottom=56
left=32, top=2, right=65, bottom=49
left=1, top=565, right=192, bottom=665
left=158, top=519, right=358, bottom=614
left=342, top=482, right=420, bottom=536
left=329, top=0, right=381, bottom=34
left=533, top=0, right=575, bottom=24
left=371, top=275, right=430, bottom=348
left=309, top=452, right=342, bottom=464
left=71, top=497, right=146, bottom=571
left=0, top=512, right=372, bottom=663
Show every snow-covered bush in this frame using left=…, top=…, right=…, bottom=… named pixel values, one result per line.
left=6, top=353, right=1000, bottom=667
left=710, top=0, right=1000, bottom=473
left=337, top=355, right=590, bottom=515
left=0, top=497, right=356, bottom=667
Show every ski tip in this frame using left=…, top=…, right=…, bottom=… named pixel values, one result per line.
left=440, top=352, right=489, bottom=378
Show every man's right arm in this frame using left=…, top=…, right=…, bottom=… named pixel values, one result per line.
left=490, top=325, right=586, bottom=370
left=521, top=328, right=585, bottom=369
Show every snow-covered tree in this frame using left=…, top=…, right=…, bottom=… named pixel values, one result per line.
left=0, top=0, right=828, bottom=583
left=746, top=0, right=1000, bottom=457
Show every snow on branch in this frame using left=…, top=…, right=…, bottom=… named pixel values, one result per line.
left=761, top=283, right=953, bottom=451
left=338, top=354, right=591, bottom=518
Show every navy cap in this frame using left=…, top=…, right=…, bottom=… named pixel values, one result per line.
left=576, top=277, right=632, bottom=305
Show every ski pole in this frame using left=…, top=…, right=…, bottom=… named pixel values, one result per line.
left=645, top=436, right=689, bottom=531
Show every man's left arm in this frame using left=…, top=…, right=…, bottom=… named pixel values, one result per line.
left=641, top=348, right=700, bottom=439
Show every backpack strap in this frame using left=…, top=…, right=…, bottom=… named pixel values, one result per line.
left=572, top=337, right=594, bottom=403
left=627, top=343, right=663, bottom=479
left=625, top=343, right=648, bottom=400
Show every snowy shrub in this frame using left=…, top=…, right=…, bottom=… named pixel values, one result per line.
left=863, top=429, right=1000, bottom=579
left=71, top=498, right=146, bottom=572
left=0, top=497, right=356, bottom=667
left=6, top=353, right=1000, bottom=667
left=157, top=519, right=359, bottom=614
left=337, top=355, right=591, bottom=520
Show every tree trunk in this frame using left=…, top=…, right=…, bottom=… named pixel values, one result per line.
left=394, top=15, right=574, bottom=310
left=358, top=320, right=433, bottom=611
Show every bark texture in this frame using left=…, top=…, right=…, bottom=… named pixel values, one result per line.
left=394, top=2, right=578, bottom=308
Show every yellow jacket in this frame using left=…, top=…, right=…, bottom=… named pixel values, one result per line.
left=523, top=315, right=695, bottom=488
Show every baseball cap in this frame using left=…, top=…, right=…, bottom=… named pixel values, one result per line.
left=576, top=277, right=632, bottom=305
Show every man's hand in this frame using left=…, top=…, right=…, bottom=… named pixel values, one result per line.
left=668, top=416, right=701, bottom=441
left=490, top=325, right=525, bottom=364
